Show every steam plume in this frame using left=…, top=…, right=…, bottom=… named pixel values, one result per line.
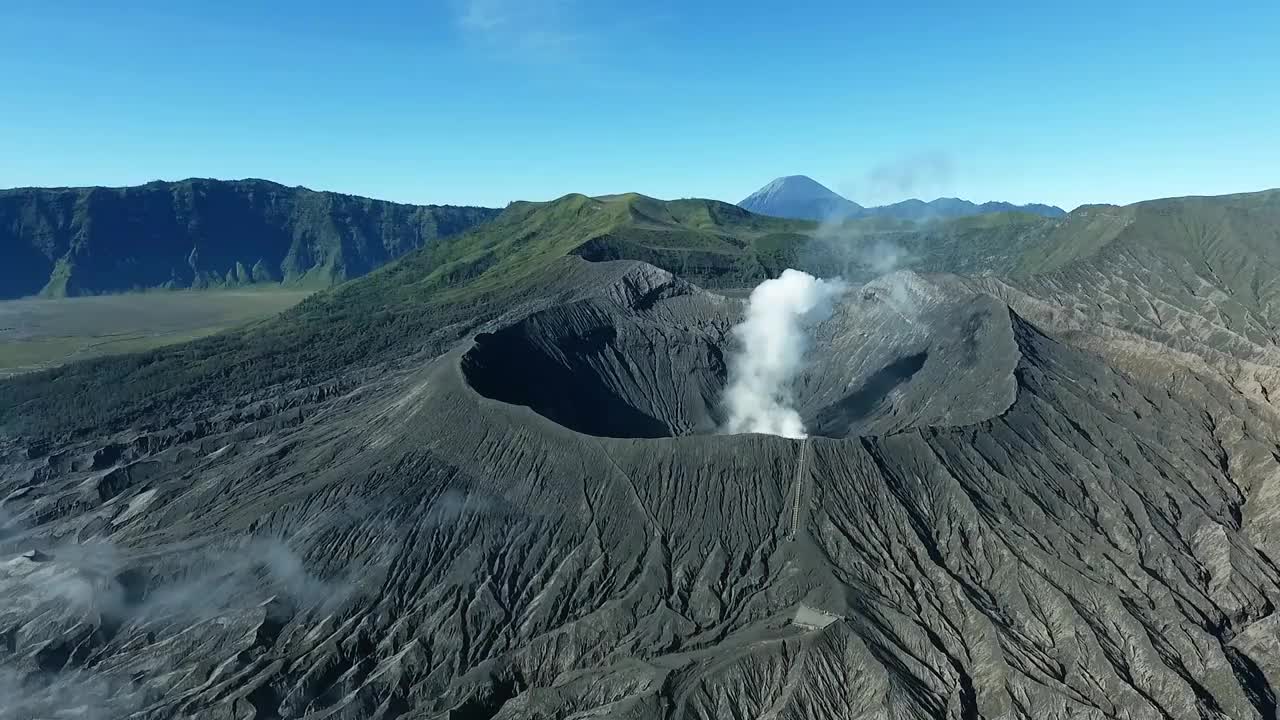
left=865, top=150, right=954, bottom=202
left=723, top=269, right=846, bottom=438
left=837, top=150, right=955, bottom=206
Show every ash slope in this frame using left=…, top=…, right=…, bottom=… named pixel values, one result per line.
left=3, top=191, right=1280, bottom=719
left=7, top=190, right=1280, bottom=717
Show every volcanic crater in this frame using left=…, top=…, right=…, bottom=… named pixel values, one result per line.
left=461, top=269, right=1020, bottom=440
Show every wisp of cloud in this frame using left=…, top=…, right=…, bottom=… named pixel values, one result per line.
left=722, top=269, right=847, bottom=438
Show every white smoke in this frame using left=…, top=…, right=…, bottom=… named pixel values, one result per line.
left=0, top=667, right=134, bottom=720
left=803, top=208, right=915, bottom=281
left=837, top=150, right=955, bottom=207
left=722, top=269, right=847, bottom=438
left=859, top=238, right=908, bottom=275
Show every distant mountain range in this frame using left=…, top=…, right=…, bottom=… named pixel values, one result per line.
left=0, top=179, right=499, bottom=299
left=739, top=175, right=1066, bottom=221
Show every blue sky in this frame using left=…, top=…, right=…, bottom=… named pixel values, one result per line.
left=2, top=1, right=1278, bottom=210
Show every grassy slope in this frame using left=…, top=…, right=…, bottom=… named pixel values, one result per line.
left=1009, top=190, right=1280, bottom=275
left=572, top=194, right=818, bottom=287
left=1001, top=190, right=1280, bottom=346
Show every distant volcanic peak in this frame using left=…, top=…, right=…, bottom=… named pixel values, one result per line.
left=745, top=175, right=849, bottom=202
left=739, top=176, right=863, bottom=220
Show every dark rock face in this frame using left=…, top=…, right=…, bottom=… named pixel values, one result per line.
left=2, top=255, right=1280, bottom=719
left=462, top=281, right=734, bottom=438
left=0, top=179, right=499, bottom=299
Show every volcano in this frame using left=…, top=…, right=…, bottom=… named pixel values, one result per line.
left=3, top=189, right=1280, bottom=719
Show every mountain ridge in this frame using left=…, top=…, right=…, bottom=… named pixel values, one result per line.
left=0, top=178, right=500, bottom=300
left=739, top=174, right=1066, bottom=221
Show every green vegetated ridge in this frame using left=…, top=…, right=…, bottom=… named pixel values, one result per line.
left=0, top=178, right=500, bottom=299
left=3, top=188, right=1279, bottom=441
left=1015, top=190, right=1280, bottom=287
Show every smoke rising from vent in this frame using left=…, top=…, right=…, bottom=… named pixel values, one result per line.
left=795, top=211, right=916, bottom=288
left=722, top=269, right=847, bottom=438
left=838, top=150, right=955, bottom=206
